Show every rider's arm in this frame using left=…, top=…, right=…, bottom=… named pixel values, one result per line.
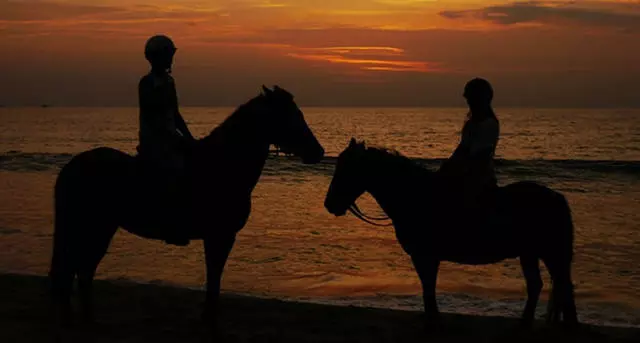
left=174, top=112, right=194, bottom=141
left=439, top=122, right=471, bottom=176
left=170, top=81, right=195, bottom=141
left=465, top=118, right=499, bottom=174
left=138, top=77, right=185, bottom=144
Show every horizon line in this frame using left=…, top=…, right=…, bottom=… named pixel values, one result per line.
left=2, top=105, right=640, bottom=110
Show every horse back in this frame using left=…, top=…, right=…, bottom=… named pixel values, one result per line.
left=56, top=147, right=196, bottom=235
left=396, top=179, right=573, bottom=261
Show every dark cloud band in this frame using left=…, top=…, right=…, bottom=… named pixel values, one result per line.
left=440, top=1, right=640, bottom=32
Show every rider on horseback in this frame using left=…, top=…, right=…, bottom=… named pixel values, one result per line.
left=138, top=34, right=195, bottom=246
left=138, top=34, right=195, bottom=170
left=438, top=78, right=500, bottom=211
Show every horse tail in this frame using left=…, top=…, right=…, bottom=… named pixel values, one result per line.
left=556, top=192, right=575, bottom=263
left=48, top=162, right=78, bottom=304
left=546, top=190, right=578, bottom=323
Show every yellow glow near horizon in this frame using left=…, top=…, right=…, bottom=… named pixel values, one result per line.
left=1, top=0, right=639, bottom=106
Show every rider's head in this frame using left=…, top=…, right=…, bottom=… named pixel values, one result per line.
left=464, top=78, right=493, bottom=113
left=144, top=35, right=177, bottom=73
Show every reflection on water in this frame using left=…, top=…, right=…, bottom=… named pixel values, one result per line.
left=0, top=107, right=639, bottom=327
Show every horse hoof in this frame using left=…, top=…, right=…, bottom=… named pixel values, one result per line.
left=199, top=313, right=221, bottom=343
left=80, top=317, right=98, bottom=332
left=422, top=313, right=443, bottom=333
left=52, top=309, right=73, bottom=330
left=519, top=317, right=534, bottom=329
left=201, top=310, right=218, bottom=327
left=561, top=320, right=580, bottom=331
left=53, top=319, right=72, bottom=333
left=201, top=311, right=211, bottom=323
left=80, top=310, right=95, bottom=324
left=201, top=327, right=223, bottom=343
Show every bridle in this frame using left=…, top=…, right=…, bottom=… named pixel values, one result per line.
left=348, top=202, right=393, bottom=227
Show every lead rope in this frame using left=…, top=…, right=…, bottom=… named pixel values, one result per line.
left=348, top=203, right=393, bottom=227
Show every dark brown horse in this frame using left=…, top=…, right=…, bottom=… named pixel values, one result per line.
left=324, top=138, right=577, bottom=328
left=49, top=86, right=325, bottom=328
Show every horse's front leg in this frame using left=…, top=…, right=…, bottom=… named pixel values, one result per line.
left=411, top=255, right=441, bottom=326
left=202, top=232, right=237, bottom=328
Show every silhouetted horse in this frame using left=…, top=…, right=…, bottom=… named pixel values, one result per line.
left=49, top=86, right=324, bottom=327
left=324, top=138, right=577, bottom=328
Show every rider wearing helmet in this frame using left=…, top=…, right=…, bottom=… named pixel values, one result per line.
left=438, top=78, right=500, bottom=210
left=138, top=34, right=195, bottom=246
left=138, top=34, right=195, bottom=172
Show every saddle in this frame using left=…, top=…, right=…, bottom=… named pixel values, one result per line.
left=133, top=150, right=192, bottom=246
left=437, top=180, right=507, bottom=229
left=468, top=187, right=513, bottom=239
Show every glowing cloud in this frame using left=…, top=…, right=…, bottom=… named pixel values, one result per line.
left=286, top=46, right=440, bottom=73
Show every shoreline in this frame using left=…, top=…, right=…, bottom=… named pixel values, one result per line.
left=2, top=273, right=639, bottom=342
left=11, top=270, right=639, bottom=329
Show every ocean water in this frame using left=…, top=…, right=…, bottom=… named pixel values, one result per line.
left=0, top=107, right=639, bottom=327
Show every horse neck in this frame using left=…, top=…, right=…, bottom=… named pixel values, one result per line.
left=196, top=98, right=271, bottom=191
left=364, top=158, right=431, bottom=220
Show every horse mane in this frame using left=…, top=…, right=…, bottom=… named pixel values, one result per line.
left=200, top=94, right=265, bottom=145
left=364, top=145, right=433, bottom=178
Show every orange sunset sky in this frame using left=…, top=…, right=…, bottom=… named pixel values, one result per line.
left=1, top=0, right=639, bottom=107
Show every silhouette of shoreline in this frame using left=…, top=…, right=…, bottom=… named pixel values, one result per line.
left=2, top=273, right=638, bottom=342
left=2, top=151, right=639, bottom=178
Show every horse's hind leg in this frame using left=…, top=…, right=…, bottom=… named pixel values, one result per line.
left=49, top=214, right=79, bottom=328
left=411, top=255, right=441, bottom=326
left=561, top=272, right=578, bottom=325
left=202, top=233, right=237, bottom=328
left=77, top=224, right=118, bottom=324
left=49, top=248, right=75, bottom=328
left=543, top=257, right=577, bottom=326
left=520, top=255, right=543, bottom=327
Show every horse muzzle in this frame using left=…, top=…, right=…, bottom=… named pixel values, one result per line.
left=301, top=146, right=324, bottom=164
left=324, top=200, right=347, bottom=217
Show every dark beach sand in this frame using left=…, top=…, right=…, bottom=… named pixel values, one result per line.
left=1, top=273, right=638, bottom=343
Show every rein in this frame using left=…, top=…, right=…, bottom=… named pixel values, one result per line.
left=348, top=203, right=393, bottom=227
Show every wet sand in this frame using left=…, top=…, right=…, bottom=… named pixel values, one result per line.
left=1, top=273, right=639, bottom=343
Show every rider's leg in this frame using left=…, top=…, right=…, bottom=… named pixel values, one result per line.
left=162, top=153, right=190, bottom=247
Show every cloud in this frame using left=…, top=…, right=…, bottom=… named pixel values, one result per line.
left=0, top=1, right=222, bottom=22
left=0, top=1, right=238, bottom=46
left=439, top=1, right=640, bottom=31
left=0, top=0, right=449, bottom=32
left=1, top=1, right=639, bottom=107
left=194, top=42, right=442, bottom=73
left=285, top=49, right=439, bottom=73
left=0, top=1, right=121, bottom=21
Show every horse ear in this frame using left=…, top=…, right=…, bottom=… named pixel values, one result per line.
left=349, top=137, right=357, bottom=147
left=262, top=85, right=272, bottom=95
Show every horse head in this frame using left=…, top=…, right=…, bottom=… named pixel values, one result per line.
left=260, top=85, right=324, bottom=164
left=325, top=137, right=369, bottom=216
